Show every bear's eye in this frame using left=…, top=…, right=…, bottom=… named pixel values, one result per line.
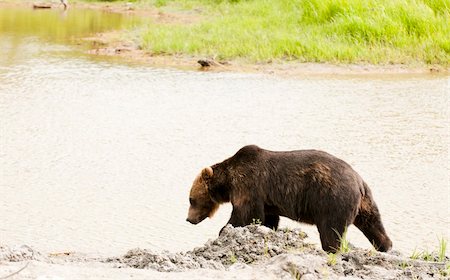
left=189, top=197, right=196, bottom=206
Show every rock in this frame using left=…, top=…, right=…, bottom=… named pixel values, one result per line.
left=300, top=274, right=317, bottom=280
left=197, top=59, right=215, bottom=67
left=197, top=59, right=228, bottom=68
left=228, top=262, right=250, bottom=270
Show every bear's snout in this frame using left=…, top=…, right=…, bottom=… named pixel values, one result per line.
left=186, top=217, right=194, bottom=224
left=187, top=205, right=209, bottom=225
left=186, top=217, right=201, bottom=224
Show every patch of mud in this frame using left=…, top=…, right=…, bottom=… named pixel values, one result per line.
left=107, top=225, right=313, bottom=272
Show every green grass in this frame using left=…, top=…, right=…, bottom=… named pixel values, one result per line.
left=138, top=0, right=449, bottom=65
left=438, top=236, right=448, bottom=262
left=442, top=263, right=450, bottom=277
left=329, top=228, right=351, bottom=253
left=336, top=228, right=350, bottom=253
left=406, top=238, right=449, bottom=277
left=409, top=237, right=449, bottom=262
left=229, top=251, right=237, bottom=264
left=288, top=264, right=302, bottom=280
left=327, top=253, right=337, bottom=266
left=251, top=218, right=262, bottom=225
left=410, top=248, right=421, bottom=260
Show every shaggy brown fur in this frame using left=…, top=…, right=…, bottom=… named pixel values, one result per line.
left=186, top=145, right=392, bottom=253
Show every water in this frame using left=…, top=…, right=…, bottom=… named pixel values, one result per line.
left=0, top=6, right=449, bottom=256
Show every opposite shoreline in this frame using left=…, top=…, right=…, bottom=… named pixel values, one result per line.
left=1, top=0, right=449, bottom=78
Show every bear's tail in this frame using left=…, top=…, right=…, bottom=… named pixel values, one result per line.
left=354, top=182, right=393, bottom=252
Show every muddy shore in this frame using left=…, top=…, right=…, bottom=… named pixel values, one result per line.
left=1, top=225, right=448, bottom=279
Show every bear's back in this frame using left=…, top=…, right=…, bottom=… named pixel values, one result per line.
left=232, top=145, right=352, bottom=171
left=229, top=145, right=364, bottom=194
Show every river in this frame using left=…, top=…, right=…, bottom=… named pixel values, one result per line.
left=0, top=5, right=448, bottom=256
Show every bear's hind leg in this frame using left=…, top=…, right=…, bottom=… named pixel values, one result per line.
left=354, top=206, right=392, bottom=252
left=356, top=183, right=392, bottom=252
left=263, top=214, right=279, bottom=230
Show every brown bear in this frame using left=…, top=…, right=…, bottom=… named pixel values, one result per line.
left=186, top=145, right=392, bottom=253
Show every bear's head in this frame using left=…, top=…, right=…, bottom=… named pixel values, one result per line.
left=186, top=166, right=220, bottom=224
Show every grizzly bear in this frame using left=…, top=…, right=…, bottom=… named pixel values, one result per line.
left=186, top=145, right=392, bottom=253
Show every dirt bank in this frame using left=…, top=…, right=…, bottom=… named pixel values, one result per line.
left=1, top=225, right=448, bottom=279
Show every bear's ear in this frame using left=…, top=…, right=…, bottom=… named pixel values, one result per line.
left=201, top=166, right=213, bottom=181
left=205, top=167, right=230, bottom=203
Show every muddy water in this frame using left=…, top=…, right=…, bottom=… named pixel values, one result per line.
left=0, top=6, right=448, bottom=256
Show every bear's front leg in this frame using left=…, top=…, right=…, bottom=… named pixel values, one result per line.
left=219, top=203, right=265, bottom=235
left=263, top=214, right=280, bottom=230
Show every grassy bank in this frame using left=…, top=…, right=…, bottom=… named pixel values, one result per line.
left=128, top=0, right=450, bottom=66
left=6, top=0, right=449, bottom=66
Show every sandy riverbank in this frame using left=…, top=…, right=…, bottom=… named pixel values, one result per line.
left=1, top=225, right=448, bottom=279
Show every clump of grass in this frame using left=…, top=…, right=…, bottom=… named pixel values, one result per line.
left=401, top=246, right=449, bottom=277
left=327, top=253, right=337, bottom=266
left=140, top=0, right=450, bottom=65
left=409, top=237, right=449, bottom=262
left=421, top=249, right=434, bottom=261
left=229, top=251, right=237, bottom=264
left=333, top=228, right=350, bottom=253
left=438, top=237, right=448, bottom=262
left=441, top=262, right=450, bottom=277
left=251, top=218, right=262, bottom=225
left=410, top=248, right=421, bottom=260
left=288, top=264, right=302, bottom=280
left=298, top=231, right=307, bottom=239
left=399, top=260, right=410, bottom=270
